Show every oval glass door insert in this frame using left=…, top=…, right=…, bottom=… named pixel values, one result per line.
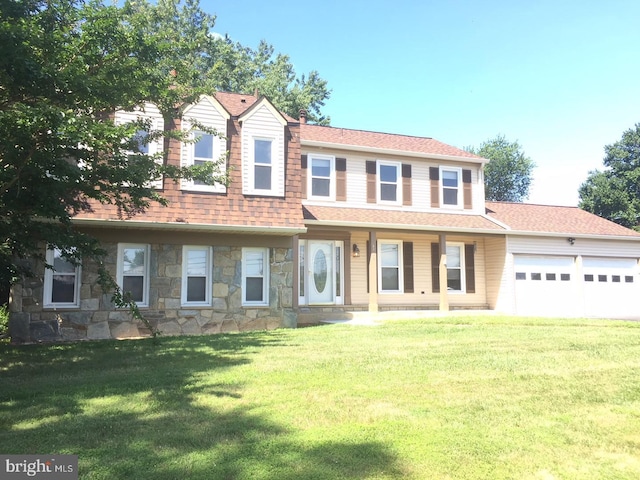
left=313, top=249, right=328, bottom=293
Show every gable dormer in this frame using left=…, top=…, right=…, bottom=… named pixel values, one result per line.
left=239, top=97, right=288, bottom=197
left=181, top=95, right=230, bottom=193
left=114, top=103, right=164, bottom=189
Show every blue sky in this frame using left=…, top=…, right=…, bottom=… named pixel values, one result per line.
left=205, top=0, right=640, bottom=206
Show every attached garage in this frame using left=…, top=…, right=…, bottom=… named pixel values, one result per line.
left=514, top=255, right=579, bottom=317
left=511, top=253, right=640, bottom=318
left=582, top=257, right=639, bottom=318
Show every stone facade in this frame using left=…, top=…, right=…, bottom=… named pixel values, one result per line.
left=9, top=243, right=296, bottom=343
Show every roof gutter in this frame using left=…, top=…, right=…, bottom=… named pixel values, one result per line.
left=503, top=230, right=640, bottom=242
left=72, top=218, right=307, bottom=236
left=301, top=140, right=490, bottom=164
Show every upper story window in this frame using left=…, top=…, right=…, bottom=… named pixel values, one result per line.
left=378, top=161, right=402, bottom=205
left=43, top=248, right=81, bottom=308
left=181, top=96, right=229, bottom=193
left=115, top=104, right=164, bottom=189
left=240, top=99, right=287, bottom=197
left=117, top=243, right=150, bottom=307
left=309, top=155, right=335, bottom=200
left=441, top=167, right=461, bottom=207
left=253, top=138, right=273, bottom=191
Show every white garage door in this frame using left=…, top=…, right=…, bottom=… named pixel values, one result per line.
left=582, top=257, right=639, bottom=318
left=514, top=256, right=579, bottom=317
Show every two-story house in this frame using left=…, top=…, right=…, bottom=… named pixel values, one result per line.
left=9, top=92, right=640, bottom=342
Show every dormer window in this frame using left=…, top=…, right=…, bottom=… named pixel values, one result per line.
left=253, top=138, right=273, bottom=191
left=193, top=131, right=216, bottom=186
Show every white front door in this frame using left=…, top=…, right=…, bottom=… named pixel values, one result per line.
left=308, top=241, right=334, bottom=304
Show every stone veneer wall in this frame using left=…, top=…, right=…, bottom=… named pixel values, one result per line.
left=9, top=243, right=296, bottom=343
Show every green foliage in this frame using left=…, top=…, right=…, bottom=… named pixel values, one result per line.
left=467, top=135, right=535, bottom=202
left=0, top=304, right=8, bottom=337
left=579, top=124, right=640, bottom=230
left=0, top=0, right=331, bottom=333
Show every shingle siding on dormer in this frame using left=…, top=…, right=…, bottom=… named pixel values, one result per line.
left=241, top=104, right=286, bottom=197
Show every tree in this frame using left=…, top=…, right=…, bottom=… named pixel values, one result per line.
left=579, top=124, right=640, bottom=230
left=0, top=0, right=331, bottom=325
left=467, top=135, right=535, bottom=202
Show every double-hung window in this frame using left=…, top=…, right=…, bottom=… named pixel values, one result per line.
left=43, top=248, right=81, bottom=308
left=441, top=167, right=462, bottom=207
left=378, top=161, right=401, bottom=204
left=242, top=248, right=269, bottom=306
left=379, top=241, right=403, bottom=293
left=182, top=246, right=212, bottom=306
left=117, top=244, right=150, bottom=307
left=309, top=155, right=335, bottom=199
left=193, top=130, right=215, bottom=186
left=253, top=139, right=273, bottom=191
left=446, top=243, right=464, bottom=292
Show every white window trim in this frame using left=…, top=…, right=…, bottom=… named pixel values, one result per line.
left=378, top=240, right=404, bottom=293
left=377, top=160, right=402, bottom=205
left=249, top=136, right=275, bottom=194
left=307, top=154, right=336, bottom=201
left=43, top=248, right=81, bottom=308
left=116, top=243, right=151, bottom=308
left=183, top=129, right=225, bottom=193
left=242, top=247, right=270, bottom=306
left=181, top=246, right=213, bottom=307
left=446, top=242, right=466, bottom=294
left=440, top=166, right=463, bottom=209
left=114, top=107, right=164, bottom=190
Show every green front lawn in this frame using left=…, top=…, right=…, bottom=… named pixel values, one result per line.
left=1, top=316, right=639, bottom=479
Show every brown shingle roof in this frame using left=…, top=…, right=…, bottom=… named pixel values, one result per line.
left=303, top=205, right=505, bottom=231
left=486, top=202, right=640, bottom=237
left=301, top=124, right=484, bottom=160
left=213, top=91, right=259, bottom=116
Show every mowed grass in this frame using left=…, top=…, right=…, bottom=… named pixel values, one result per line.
left=1, top=316, right=640, bottom=479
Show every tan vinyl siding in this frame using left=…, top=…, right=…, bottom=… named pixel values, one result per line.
left=483, top=235, right=509, bottom=311
left=508, top=235, right=640, bottom=258
left=349, top=231, right=488, bottom=307
left=241, top=104, right=286, bottom=196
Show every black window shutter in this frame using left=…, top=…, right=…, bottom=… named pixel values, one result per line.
left=403, top=241, right=414, bottom=293
left=465, top=244, right=475, bottom=293
left=431, top=242, right=440, bottom=293
left=402, top=164, right=412, bottom=206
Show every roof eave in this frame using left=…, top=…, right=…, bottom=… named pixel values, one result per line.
left=303, top=219, right=506, bottom=234
left=505, top=230, right=640, bottom=241
left=72, top=218, right=307, bottom=236
left=301, top=139, right=489, bottom=164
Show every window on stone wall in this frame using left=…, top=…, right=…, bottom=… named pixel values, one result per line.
left=43, top=248, right=81, bottom=308
left=182, top=246, right=212, bottom=306
left=242, top=247, right=269, bottom=306
left=117, top=243, right=150, bottom=307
